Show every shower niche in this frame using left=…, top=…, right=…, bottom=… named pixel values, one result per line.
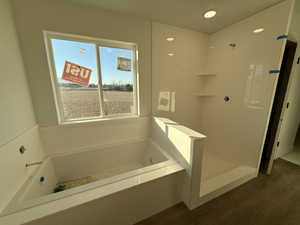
left=194, top=73, right=217, bottom=97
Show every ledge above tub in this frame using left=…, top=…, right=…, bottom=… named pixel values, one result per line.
left=153, top=117, right=178, bottom=125
left=152, top=117, right=206, bottom=140
left=168, top=125, right=207, bottom=140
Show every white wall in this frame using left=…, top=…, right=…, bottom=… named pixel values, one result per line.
left=12, top=0, right=152, bottom=126
left=0, top=0, right=36, bottom=146
left=202, top=0, right=293, bottom=169
left=12, top=0, right=152, bottom=155
left=0, top=0, right=45, bottom=212
left=152, top=23, right=209, bottom=132
left=275, top=0, right=300, bottom=158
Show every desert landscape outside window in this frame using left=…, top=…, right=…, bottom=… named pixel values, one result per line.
left=44, top=31, right=139, bottom=123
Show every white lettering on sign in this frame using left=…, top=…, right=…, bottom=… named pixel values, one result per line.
left=62, top=61, right=92, bottom=86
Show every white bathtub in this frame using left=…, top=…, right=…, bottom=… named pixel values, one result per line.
left=1, top=117, right=208, bottom=225
left=2, top=139, right=183, bottom=220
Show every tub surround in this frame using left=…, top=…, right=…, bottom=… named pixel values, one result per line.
left=39, top=117, right=150, bottom=155
left=0, top=117, right=209, bottom=225
left=0, top=126, right=46, bottom=214
left=0, top=163, right=183, bottom=225
left=1, top=117, right=207, bottom=225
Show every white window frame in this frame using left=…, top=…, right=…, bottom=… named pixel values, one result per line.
left=43, top=31, right=140, bottom=125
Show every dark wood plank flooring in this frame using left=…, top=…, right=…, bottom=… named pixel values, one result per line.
left=136, top=159, right=300, bottom=225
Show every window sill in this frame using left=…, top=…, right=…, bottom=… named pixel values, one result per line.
left=57, top=114, right=144, bottom=127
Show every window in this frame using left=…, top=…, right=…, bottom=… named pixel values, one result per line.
left=44, top=31, right=139, bottom=124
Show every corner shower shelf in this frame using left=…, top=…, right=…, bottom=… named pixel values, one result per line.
left=193, top=93, right=216, bottom=97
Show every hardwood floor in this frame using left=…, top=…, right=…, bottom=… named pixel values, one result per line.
left=136, top=159, right=300, bottom=225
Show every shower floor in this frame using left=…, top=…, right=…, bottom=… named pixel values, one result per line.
left=201, top=152, right=238, bottom=181
left=200, top=152, right=256, bottom=197
left=281, top=150, right=300, bottom=166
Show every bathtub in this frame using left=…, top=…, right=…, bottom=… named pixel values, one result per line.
left=1, top=138, right=184, bottom=223
left=1, top=117, right=208, bottom=225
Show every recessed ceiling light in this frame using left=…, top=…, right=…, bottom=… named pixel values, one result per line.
left=204, top=10, right=217, bottom=19
left=168, top=53, right=175, bottom=56
left=253, top=28, right=264, bottom=34
left=166, top=37, right=175, bottom=42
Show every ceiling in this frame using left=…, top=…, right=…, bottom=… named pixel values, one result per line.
left=68, top=0, right=285, bottom=34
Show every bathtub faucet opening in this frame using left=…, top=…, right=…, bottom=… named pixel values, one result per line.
left=25, top=161, right=43, bottom=168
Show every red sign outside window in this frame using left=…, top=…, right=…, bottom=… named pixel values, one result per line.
left=62, top=61, right=92, bottom=87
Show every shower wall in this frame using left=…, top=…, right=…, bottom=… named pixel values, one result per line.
left=202, top=0, right=294, bottom=170
left=152, top=22, right=209, bottom=132
left=151, top=1, right=294, bottom=174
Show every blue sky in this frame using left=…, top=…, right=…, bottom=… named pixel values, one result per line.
left=51, top=39, right=133, bottom=85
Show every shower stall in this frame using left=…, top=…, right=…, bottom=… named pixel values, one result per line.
left=152, top=0, right=293, bottom=208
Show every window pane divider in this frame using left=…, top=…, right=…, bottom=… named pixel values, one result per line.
left=132, top=48, right=139, bottom=115
left=96, top=45, right=106, bottom=116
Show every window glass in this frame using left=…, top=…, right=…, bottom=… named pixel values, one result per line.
left=99, top=46, right=135, bottom=115
left=51, top=39, right=101, bottom=120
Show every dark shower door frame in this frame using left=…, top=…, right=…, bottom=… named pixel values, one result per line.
left=260, top=40, right=298, bottom=174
